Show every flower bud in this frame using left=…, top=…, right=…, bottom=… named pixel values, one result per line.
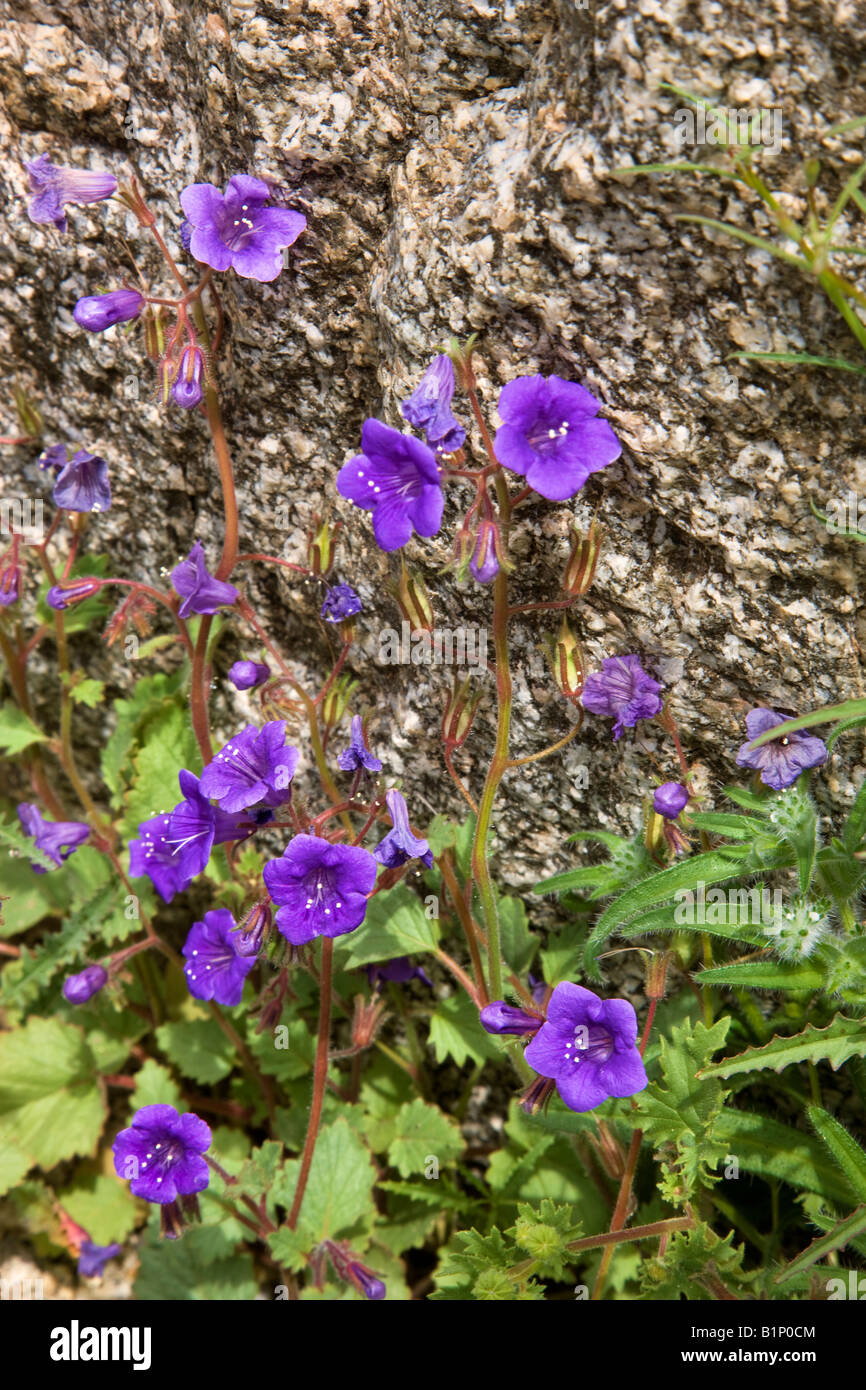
left=307, top=517, right=341, bottom=577
left=563, top=518, right=603, bottom=598
left=388, top=561, right=435, bottom=632
left=351, top=994, right=387, bottom=1050
left=73, top=289, right=145, bottom=333
left=171, top=345, right=205, bottom=409
left=653, top=781, right=689, bottom=820
left=645, top=950, right=672, bottom=1002
left=234, top=901, right=271, bottom=958
left=46, top=577, right=102, bottom=610
left=321, top=673, right=359, bottom=728
left=62, top=964, right=108, bottom=1004
left=587, top=1118, right=627, bottom=1180
left=542, top=619, right=585, bottom=702
left=469, top=520, right=501, bottom=584
left=228, top=660, right=271, bottom=691
left=480, top=1001, right=542, bottom=1036
left=441, top=674, right=482, bottom=749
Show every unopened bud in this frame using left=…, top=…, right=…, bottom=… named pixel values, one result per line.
left=542, top=619, right=585, bottom=702
left=563, top=518, right=603, bottom=598
left=389, top=561, right=435, bottom=633
left=588, top=1118, right=627, bottom=1180
left=645, top=950, right=673, bottom=1002
left=46, top=577, right=102, bottom=611
left=307, top=516, right=341, bottom=577
left=441, top=674, right=482, bottom=749
left=321, top=673, right=358, bottom=728
left=351, top=994, right=387, bottom=1050
left=234, top=901, right=271, bottom=958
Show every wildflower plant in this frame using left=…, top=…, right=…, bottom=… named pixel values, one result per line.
left=0, top=131, right=864, bottom=1315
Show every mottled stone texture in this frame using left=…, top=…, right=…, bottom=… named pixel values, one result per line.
left=2, top=0, right=866, bottom=889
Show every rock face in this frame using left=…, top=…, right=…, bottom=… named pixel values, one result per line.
left=2, top=1, right=865, bottom=890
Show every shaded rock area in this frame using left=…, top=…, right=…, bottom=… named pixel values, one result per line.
left=2, top=0, right=866, bottom=897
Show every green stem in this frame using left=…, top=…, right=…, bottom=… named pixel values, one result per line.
left=288, top=937, right=333, bottom=1230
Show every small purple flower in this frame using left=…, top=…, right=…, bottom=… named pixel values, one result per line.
left=736, top=708, right=828, bottom=791
left=337, top=419, right=444, bottom=552
left=263, top=834, right=377, bottom=945
left=581, top=654, right=664, bottom=740
left=62, top=964, right=108, bottom=1004
left=171, top=345, right=205, bottom=410
left=17, top=802, right=90, bottom=871
left=199, top=721, right=300, bottom=814
left=338, top=714, right=382, bottom=774
left=374, top=789, right=433, bottom=869
left=494, top=374, right=621, bottom=501
left=228, top=659, right=271, bottom=691
left=469, top=520, right=500, bottom=584
left=480, top=1001, right=543, bottom=1035
left=171, top=541, right=239, bottom=618
left=183, top=909, right=256, bottom=1006
left=77, top=1241, right=122, bottom=1279
left=320, top=584, right=362, bottom=623
left=523, top=982, right=648, bottom=1113
left=180, top=175, right=305, bottom=283
left=38, top=444, right=68, bottom=473
left=46, top=577, right=102, bottom=610
left=73, top=289, right=144, bottom=333
left=348, top=1263, right=387, bottom=1301
left=366, top=957, right=433, bottom=990
left=52, top=450, right=111, bottom=513
left=26, top=155, right=117, bottom=232
left=400, top=355, right=466, bottom=453
left=128, top=770, right=256, bottom=902
left=653, top=781, right=689, bottom=819
left=112, top=1104, right=211, bottom=1205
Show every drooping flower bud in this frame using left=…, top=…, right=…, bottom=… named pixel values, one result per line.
left=441, top=674, right=482, bottom=750
left=171, top=345, right=205, bottom=410
left=562, top=517, right=604, bottom=598
left=73, top=289, right=145, bottom=333
left=388, top=561, right=435, bottom=633
left=542, top=618, right=585, bottom=703
left=480, top=1001, right=542, bottom=1036
left=62, top=964, right=108, bottom=1004
left=233, top=901, right=272, bottom=958
left=322, top=1239, right=387, bottom=1301
left=469, top=519, right=501, bottom=584
left=46, top=576, right=102, bottom=610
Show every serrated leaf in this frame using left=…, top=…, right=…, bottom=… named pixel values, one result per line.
left=776, top=1206, right=866, bottom=1283
left=131, top=1058, right=182, bottom=1110
left=121, top=700, right=201, bottom=841
left=698, top=1017, right=866, bottom=1080
left=275, top=1119, right=376, bottom=1243
left=427, top=992, right=501, bottom=1067
left=69, top=678, right=106, bottom=709
left=0, top=704, right=48, bottom=755
left=338, top=883, right=439, bottom=968
left=387, top=1099, right=463, bottom=1179
left=134, top=1239, right=257, bottom=1300
left=713, top=1109, right=856, bottom=1205
left=267, top=1227, right=309, bottom=1273
left=808, top=1105, right=866, bottom=1204
left=155, top=1019, right=236, bottom=1085
left=697, top=960, right=825, bottom=990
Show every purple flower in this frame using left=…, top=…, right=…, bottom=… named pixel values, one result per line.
left=653, top=782, right=689, bottom=819
left=469, top=520, right=500, bottom=584
left=17, top=802, right=90, bottom=871
left=366, top=957, right=433, bottom=990
left=38, top=444, right=69, bottom=472
left=263, top=834, right=377, bottom=945
left=480, top=1001, right=542, bottom=1035
left=337, top=419, right=443, bottom=552
left=128, top=770, right=256, bottom=902
left=52, top=450, right=111, bottom=513
left=320, top=584, right=362, bottom=623
left=374, top=789, right=433, bottom=869
left=171, top=541, right=239, bottom=618
left=62, top=964, right=108, bottom=1004
left=0, top=549, right=20, bottom=607
left=400, top=355, right=466, bottom=453
left=581, top=654, right=664, bottom=740
left=736, top=708, right=828, bottom=791
left=338, top=714, right=382, bottom=774
left=523, top=982, right=648, bottom=1113
left=494, top=374, right=621, bottom=501
left=73, top=289, right=144, bottom=333
left=182, top=909, right=256, bottom=1006
left=112, top=1104, right=211, bottom=1205
left=179, top=219, right=192, bottom=252
left=46, top=577, right=102, bottom=610
left=26, top=155, right=117, bottom=232
left=199, top=721, right=300, bottom=814
left=171, top=345, right=205, bottom=410
left=228, top=659, right=271, bottom=691
left=77, top=1241, right=122, bottom=1279
left=180, top=175, right=305, bottom=283
left=348, top=1263, right=387, bottom=1301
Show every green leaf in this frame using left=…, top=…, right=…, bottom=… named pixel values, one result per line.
left=135, top=1238, right=257, bottom=1300
left=63, top=1174, right=138, bottom=1245
left=68, top=678, right=106, bottom=708
left=155, top=1019, right=236, bottom=1085
left=775, top=1206, right=866, bottom=1283
left=539, top=919, right=590, bottom=986
left=713, top=1109, right=857, bottom=1205
left=427, top=992, right=501, bottom=1067
left=498, top=895, right=538, bottom=975
left=338, top=883, right=439, bottom=968
left=386, top=1099, right=463, bottom=1179
left=0, top=705, right=48, bottom=755
left=808, top=1105, right=866, bottom=1204
left=673, top=215, right=810, bottom=269
left=267, top=1227, right=309, bottom=1273
left=275, top=1119, right=377, bottom=1243
left=698, top=1017, right=866, bottom=1081
left=131, top=1058, right=182, bottom=1110
left=729, top=351, right=866, bottom=373
left=843, top=778, right=866, bottom=851
left=0, top=1018, right=106, bottom=1194
left=696, top=961, right=825, bottom=991
left=121, top=699, right=201, bottom=842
